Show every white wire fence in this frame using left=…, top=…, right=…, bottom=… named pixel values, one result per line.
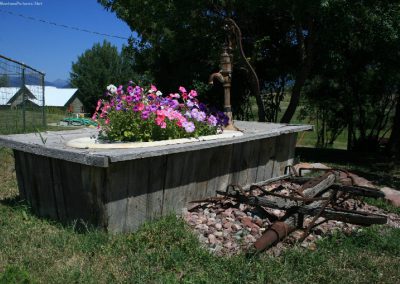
left=0, top=54, right=46, bottom=134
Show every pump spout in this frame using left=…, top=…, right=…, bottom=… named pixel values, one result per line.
left=208, top=71, right=225, bottom=85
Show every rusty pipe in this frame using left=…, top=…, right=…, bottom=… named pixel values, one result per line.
left=253, top=221, right=295, bottom=252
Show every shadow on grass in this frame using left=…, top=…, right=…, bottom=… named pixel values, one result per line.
left=296, top=147, right=400, bottom=189
left=0, top=195, right=25, bottom=208
left=0, top=195, right=98, bottom=234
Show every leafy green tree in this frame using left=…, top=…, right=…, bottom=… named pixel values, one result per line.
left=301, top=0, right=400, bottom=150
left=70, top=40, right=137, bottom=113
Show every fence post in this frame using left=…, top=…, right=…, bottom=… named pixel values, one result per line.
left=41, top=74, right=46, bottom=127
left=22, top=67, right=26, bottom=132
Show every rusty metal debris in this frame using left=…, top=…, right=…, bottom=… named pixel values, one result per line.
left=214, top=168, right=387, bottom=253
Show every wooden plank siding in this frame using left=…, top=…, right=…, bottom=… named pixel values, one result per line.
left=12, top=133, right=298, bottom=233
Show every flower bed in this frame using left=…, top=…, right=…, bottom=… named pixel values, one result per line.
left=92, top=84, right=228, bottom=143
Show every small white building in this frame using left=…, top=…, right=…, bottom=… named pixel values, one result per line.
left=45, top=86, right=84, bottom=114
left=0, top=85, right=84, bottom=114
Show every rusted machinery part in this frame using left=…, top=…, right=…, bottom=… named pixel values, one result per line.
left=297, top=167, right=363, bottom=188
left=285, top=177, right=384, bottom=199
left=298, top=192, right=335, bottom=243
left=249, top=184, right=329, bottom=203
left=253, top=222, right=295, bottom=252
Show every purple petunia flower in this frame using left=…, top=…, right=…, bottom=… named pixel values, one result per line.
left=141, top=110, right=150, bottom=119
left=170, top=99, right=179, bottom=109
left=198, top=103, right=207, bottom=112
left=126, top=96, right=133, bottom=103
left=133, top=94, right=141, bottom=102
left=127, top=86, right=134, bottom=94
left=207, top=115, right=218, bottom=126
left=186, top=100, right=194, bottom=108
left=134, top=86, right=142, bottom=96
left=182, top=121, right=195, bottom=133
left=149, top=105, right=158, bottom=112
left=191, top=108, right=206, bottom=122
left=216, top=111, right=229, bottom=126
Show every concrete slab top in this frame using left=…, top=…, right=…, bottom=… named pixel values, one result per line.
left=0, top=121, right=312, bottom=167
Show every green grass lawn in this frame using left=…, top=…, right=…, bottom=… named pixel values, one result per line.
left=0, top=108, right=67, bottom=134
left=0, top=147, right=399, bottom=283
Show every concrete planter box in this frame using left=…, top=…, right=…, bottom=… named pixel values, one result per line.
left=0, top=121, right=311, bottom=232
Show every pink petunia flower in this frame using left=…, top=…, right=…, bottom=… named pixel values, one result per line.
left=189, top=90, right=198, bottom=98
left=179, top=86, right=187, bottom=93
left=95, top=99, right=102, bottom=112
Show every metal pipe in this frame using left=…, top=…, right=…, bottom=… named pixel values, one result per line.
left=41, top=74, right=46, bottom=127
left=253, top=221, right=295, bottom=252
left=22, top=67, right=26, bottom=132
left=208, top=45, right=236, bottom=130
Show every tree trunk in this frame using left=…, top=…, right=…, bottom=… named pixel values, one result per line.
left=280, top=18, right=315, bottom=124
left=280, top=62, right=312, bottom=123
left=386, top=95, right=400, bottom=157
left=347, top=109, right=354, bottom=150
left=255, top=89, right=266, bottom=122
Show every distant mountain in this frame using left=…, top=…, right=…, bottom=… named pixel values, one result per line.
left=49, top=79, right=70, bottom=88
left=4, top=75, right=70, bottom=88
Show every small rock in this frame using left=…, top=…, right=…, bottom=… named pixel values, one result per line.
left=198, top=235, right=208, bottom=243
left=214, top=231, right=223, bottom=237
left=195, top=224, right=209, bottom=231
left=381, top=187, right=400, bottom=207
left=223, top=221, right=233, bottom=230
left=313, top=227, right=326, bottom=235
left=215, top=223, right=222, bottom=230
left=234, top=234, right=242, bottom=241
left=233, top=210, right=246, bottom=218
left=222, top=208, right=234, bottom=217
left=308, top=243, right=317, bottom=251
left=244, top=234, right=257, bottom=243
left=241, top=217, right=260, bottom=231
left=224, top=241, right=233, bottom=249
left=207, top=218, right=216, bottom=226
left=208, top=234, right=217, bottom=244
left=251, top=227, right=259, bottom=235
left=254, top=218, right=263, bottom=227
left=232, top=223, right=242, bottom=231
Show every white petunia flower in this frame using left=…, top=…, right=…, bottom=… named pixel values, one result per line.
left=107, top=84, right=117, bottom=94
